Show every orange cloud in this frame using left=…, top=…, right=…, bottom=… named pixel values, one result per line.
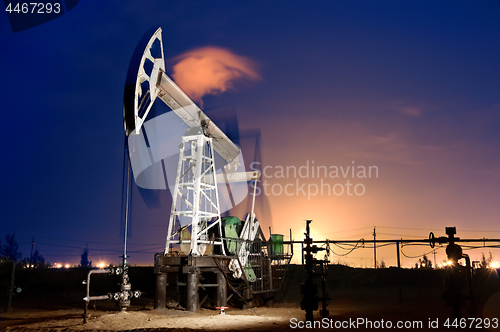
left=401, top=106, right=422, bottom=117
left=170, top=46, right=260, bottom=105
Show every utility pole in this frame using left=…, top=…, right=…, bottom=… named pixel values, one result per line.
left=396, top=240, right=401, bottom=269
left=373, top=227, right=377, bottom=269
left=7, top=261, right=16, bottom=312
left=29, top=237, right=35, bottom=268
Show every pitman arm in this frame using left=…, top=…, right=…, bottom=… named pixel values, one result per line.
left=156, top=71, right=241, bottom=171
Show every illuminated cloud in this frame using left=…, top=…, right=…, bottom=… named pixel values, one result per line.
left=389, top=101, right=424, bottom=118
left=476, top=166, right=500, bottom=178
left=401, top=106, right=422, bottom=117
left=170, top=46, right=260, bottom=105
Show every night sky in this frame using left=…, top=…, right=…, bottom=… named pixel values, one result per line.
left=1, top=1, right=500, bottom=268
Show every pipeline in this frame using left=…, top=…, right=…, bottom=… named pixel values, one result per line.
left=462, top=253, right=475, bottom=315
left=83, top=267, right=141, bottom=324
left=6, top=260, right=19, bottom=313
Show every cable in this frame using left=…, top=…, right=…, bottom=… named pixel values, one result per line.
left=377, top=232, right=425, bottom=238
left=329, top=239, right=364, bottom=256
left=400, top=246, right=439, bottom=259
left=377, top=226, right=442, bottom=231
left=333, top=242, right=357, bottom=250
left=35, top=241, right=141, bottom=253
left=29, top=235, right=161, bottom=247
left=461, top=245, right=500, bottom=250
left=321, top=227, right=373, bottom=235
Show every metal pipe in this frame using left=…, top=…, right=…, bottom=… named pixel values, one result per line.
left=301, top=242, right=304, bottom=266
left=85, top=294, right=111, bottom=301
left=85, top=269, right=112, bottom=301
left=7, top=261, right=16, bottom=313
left=282, top=238, right=500, bottom=245
left=216, top=272, right=227, bottom=307
left=84, top=268, right=111, bottom=324
left=268, top=253, right=273, bottom=289
left=29, top=238, right=34, bottom=268
left=186, top=270, right=199, bottom=312
left=462, top=253, right=474, bottom=305
left=396, top=241, right=401, bottom=269
left=396, top=240, right=402, bottom=303
left=123, top=143, right=131, bottom=267
left=155, top=272, right=167, bottom=309
left=250, top=178, right=257, bottom=221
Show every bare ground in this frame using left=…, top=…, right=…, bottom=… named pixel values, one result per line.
left=1, top=266, right=499, bottom=331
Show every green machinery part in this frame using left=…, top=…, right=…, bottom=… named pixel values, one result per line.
left=222, top=216, right=257, bottom=281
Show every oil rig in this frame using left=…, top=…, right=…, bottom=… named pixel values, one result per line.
left=122, top=28, right=292, bottom=311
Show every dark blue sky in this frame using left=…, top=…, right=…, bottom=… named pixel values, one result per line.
left=1, top=1, right=500, bottom=267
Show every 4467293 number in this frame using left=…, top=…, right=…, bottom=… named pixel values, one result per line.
left=5, top=3, right=61, bottom=14
left=444, top=317, right=498, bottom=329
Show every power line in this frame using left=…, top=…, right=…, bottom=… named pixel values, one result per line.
left=321, top=226, right=373, bottom=235
left=400, top=247, right=439, bottom=259
left=32, top=235, right=159, bottom=247
left=36, top=241, right=128, bottom=253
left=377, top=226, right=441, bottom=231
left=329, top=240, right=363, bottom=257
left=377, top=232, right=425, bottom=238
left=377, top=226, right=500, bottom=233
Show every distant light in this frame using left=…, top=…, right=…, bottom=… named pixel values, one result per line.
left=64, top=264, right=70, bottom=269
left=55, top=263, right=62, bottom=268
left=446, top=261, right=452, bottom=266
left=490, top=262, right=499, bottom=269
left=97, top=262, right=107, bottom=269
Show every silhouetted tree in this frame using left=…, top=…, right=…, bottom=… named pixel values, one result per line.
left=415, top=254, right=432, bottom=269
left=20, top=250, right=49, bottom=268
left=480, top=252, right=493, bottom=268
left=80, top=246, right=92, bottom=268
left=31, top=250, right=46, bottom=267
left=0, top=233, right=22, bottom=262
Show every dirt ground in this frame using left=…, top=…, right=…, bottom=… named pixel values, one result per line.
left=1, top=265, right=499, bottom=331
left=2, top=295, right=500, bottom=332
